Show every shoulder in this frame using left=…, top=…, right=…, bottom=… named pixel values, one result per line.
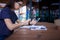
left=0, top=7, right=11, bottom=16
left=1, top=7, right=11, bottom=12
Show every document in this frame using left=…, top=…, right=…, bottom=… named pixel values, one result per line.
left=20, top=25, right=47, bottom=30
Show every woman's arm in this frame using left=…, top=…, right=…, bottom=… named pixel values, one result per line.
left=4, top=19, right=31, bottom=31
left=4, top=19, right=23, bottom=31
left=20, top=13, right=24, bottom=15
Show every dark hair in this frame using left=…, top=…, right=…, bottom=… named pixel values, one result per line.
left=5, top=0, right=15, bottom=9
left=16, top=0, right=23, bottom=2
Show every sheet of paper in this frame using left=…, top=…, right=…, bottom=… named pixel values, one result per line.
left=20, top=25, right=47, bottom=30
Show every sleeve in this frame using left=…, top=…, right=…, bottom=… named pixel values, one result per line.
left=0, top=13, right=1, bottom=19
left=1, top=9, right=11, bottom=19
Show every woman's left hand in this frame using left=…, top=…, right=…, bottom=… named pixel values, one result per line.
left=30, top=19, right=37, bottom=25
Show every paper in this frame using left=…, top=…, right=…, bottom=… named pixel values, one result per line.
left=20, top=25, right=47, bottom=30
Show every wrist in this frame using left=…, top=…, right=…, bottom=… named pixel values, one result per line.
left=28, top=21, right=31, bottom=25
left=20, top=22, right=24, bottom=26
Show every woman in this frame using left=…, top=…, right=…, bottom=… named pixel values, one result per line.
left=14, top=2, right=20, bottom=18
left=0, top=1, right=36, bottom=40
left=19, top=0, right=27, bottom=22
left=14, top=2, right=23, bottom=21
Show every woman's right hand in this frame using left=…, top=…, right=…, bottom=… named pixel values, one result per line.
left=21, top=19, right=31, bottom=26
left=16, top=19, right=31, bottom=26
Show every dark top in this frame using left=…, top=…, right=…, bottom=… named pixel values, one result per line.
left=0, top=7, right=18, bottom=37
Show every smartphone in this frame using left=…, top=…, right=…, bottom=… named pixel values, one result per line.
left=36, top=18, right=40, bottom=22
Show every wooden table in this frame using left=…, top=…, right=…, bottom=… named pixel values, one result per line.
left=6, top=22, right=60, bottom=40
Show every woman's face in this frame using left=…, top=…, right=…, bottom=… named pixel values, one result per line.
left=14, top=2, right=20, bottom=9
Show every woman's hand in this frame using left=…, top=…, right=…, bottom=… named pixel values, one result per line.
left=30, top=19, right=37, bottom=25
left=22, top=19, right=31, bottom=26
left=16, top=19, right=31, bottom=26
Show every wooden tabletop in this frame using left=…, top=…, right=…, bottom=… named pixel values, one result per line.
left=6, top=22, right=60, bottom=40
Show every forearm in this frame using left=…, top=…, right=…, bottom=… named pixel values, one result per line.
left=4, top=19, right=23, bottom=31
left=20, top=13, right=24, bottom=15
left=9, top=23, right=23, bottom=31
left=4, top=19, right=31, bottom=31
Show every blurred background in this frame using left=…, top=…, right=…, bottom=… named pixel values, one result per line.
left=0, top=0, right=60, bottom=23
